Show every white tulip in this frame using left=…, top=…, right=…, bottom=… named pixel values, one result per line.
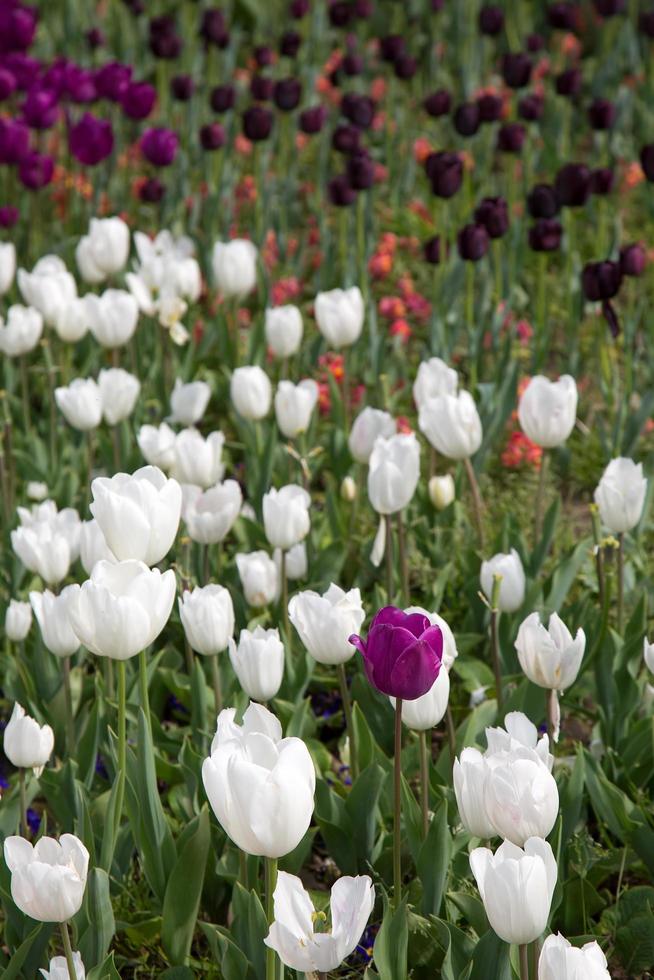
left=428, top=474, right=455, bottom=510
left=515, top=612, right=585, bottom=690
left=413, top=356, right=458, bottom=409
left=52, top=297, right=89, bottom=342
left=179, top=585, right=234, bottom=656
left=274, top=379, right=318, bottom=438
left=229, top=626, right=285, bottom=702
left=202, top=702, right=315, bottom=857
left=98, top=368, right=140, bottom=426
left=0, top=305, right=43, bottom=357
left=212, top=239, right=258, bottom=297
left=484, top=747, right=559, bottom=846
left=314, top=286, right=364, bottom=348
left=265, top=305, right=303, bottom=358
left=236, top=551, right=279, bottom=607
left=27, top=482, right=49, bottom=501
left=274, top=541, right=307, bottom=580
left=18, top=255, right=77, bottom=326
left=137, top=422, right=176, bottom=470
left=453, top=747, right=497, bottom=839
left=263, top=485, right=311, bottom=551
left=265, top=872, right=374, bottom=973
left=289, top=584, right=365, bottom=665
left=405, top=606, right=458, bottom=670
left=183, top=480, right=242, bottom=544
left=0, top=241, right=16, bottom=295
left=518, top=375, right=578, bottom=449
left=12, top=523, right=73, bottom=586
left=54, top=378, right=102, bottom=431
left=171, top=429, right=225, bottom=489
left=230, top=365, right=272, bottom=421
left=4, top=834, right=89, bottom=922
left=480, top=550, right=526, bottom=613
left=79, top=519, right=117, bottom=575
left=85, top=289, right=139, bottom=348
left=594, top=457, right=647, bottom=534
left=367, top=433, right=420, bottom=514
left=644, top=637, right=654, bottom=675
left=5, top=599, right=32, bottom=642
left=348, top=407, right=396, bottom=464
left=3, top=703, right=54, bottom=776
left=419, top=390, right=482, bottom=460
left=390, top=669, right=450, bottom=730
left=16, top=501, right=80, bottom=556
left=76, top=216, right=129, bottom=283
left=538, top=933, right=610, bottom=980
left=30, top=587, right=81, bottom=658
left=169, top=378, right=211, bottom=427
left=40, top=951, right=86, bottom=980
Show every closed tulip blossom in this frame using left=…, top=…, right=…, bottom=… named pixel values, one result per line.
left=0, top=240, right=16, bottom=294
left=85, top=289, right=139, bottom=348
left=98, top=368, right=140, bottom=426
left=480, top=550, right=526, bottom=612
left=202, top=702, right=315, bottom=857
left=518, top=375, right=578, bottom=448
left=4, top=834, right=89, bottom=922
left=645, top=637, right=654, bottom=675
left=179, top=584, right=234, bottom=656
left=263, top=485, right=311, bottom=551
left=367, top=433, right=420, bottom=514
left=5, top=599, right=32, bottom=641
left=138, top=422, right=176, bottom=470
left=236, top=551, right=279, bottom=607
left=12, top=520, right=75, bottom=586
left=470, top=838, right=557, bottom=945
left=350, top=606, right=442, bottom=700
left=212, top=238, right=258, bottom=298
left=68, top=560, right=176, bottom=660
left=538, top=933, right=611, bottom=980
left=390, top=668, right=450, bottom=730
left=453, top=748, right=497, bottom=839
left=594, top=457, right=647, bottom=533
left=169, top=378, right=211, bottom=426
left=484, top=747, right=559, bottom=846
left=229, top=626, right=285, bottom=702
left=274, top=542, right=307, bottom=581
left=170, top=429, right=225, bottom=488
left=40, top=951, right=86, bottom=980
left=429, top=474, right=455, bottom=510
left=79, top=519, right=117, bottom=574
left=515, top=612, right=586, bottom=690
left=264, top=872, right=374, bottom=973
left=183, top=480, right=242, bottom=544
left=265, top=305, right=303, bottom=358
left=17, top=255, right=77, bottom=327
left=53, top=297, right=90, bottom=343
left=289, top=584, right=365, bottom=664
left=91, top=465, right=182, bottom=565
left=54, top=378, right=102, bottom=431
left=274, top=380, right=318, bottom=438
left=348, top=407, right=396, bottom=464
left=412, top=356, right=458, bottom=409
left=75, top=216, right=129, bottom=283
left=485, top=712, right=553, bottom=768
left=230, top=365, right=272, bottom=420
left=419, top=390, right=482, bottom=460
left=30, top=588, right=81, bottom=659
left=3, top=702, right=54, bottom=775
left=0, top=305, right=43, bottom=357
left=314, top=286, right=364, bottom=348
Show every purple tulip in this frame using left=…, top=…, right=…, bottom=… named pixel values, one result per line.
left=242, top=105, right=273, bottom=141
left=18, top=150, right=54, bottom=190
left=290, top=0, right=310, bottom=17
left=501, top=52, right=532, bottom=89
left=423, top=235, right=442, bottom=264
left=346, top=150, right=375, bottom=190
left=95, top=62, right=132, bottom=101
left=121, top=80, right=156, bottom=120
left=0, top=4, right=37, bottom=54
left=556, top=68, right=581, bottom=98
left=640, top=144, right=654, bottom=182
left=250, top=74, right=274, bottom=102
left=454, top=102, right=480, bottom=137
left=477, top=92, right=503, bottom=123
left=590, top=167, right=614, bottom=195
left=171, top=74, right=194, bottom=101
left=582, top=260, right=622, bottom=301
left=0, top=117, right=29, bottom=163
left=620, top=243, right=646, bottom=277
left=2, top=53, right=39, bottom=91
left=518, top=92, right=544, bottom=121
left=274, top=77, right=302, bottom=111
left=588, top=98, right=616, bottom=130
left=200, top=9, right=229, bottom=47
left=424, top=89, right=451, bottom=117
left=527, top=184, right=559, bottom=219
left=200, top=122, right=225, bottom=150
left=349, top=607, right=443, bottom=700
left=21, top=87, right=59, bottom=129
left=479, top=5, right=504, bottom=35
left=210, top=84, right=235, bottom=113
left=280, top=31, right=301, bottom=58
left=86, top=27, right=105, bottom=49
left=458, top=223, right=490, bottom=261
left=139, top=177, right=166, bottom=202
left=332, top=123, right=360, bottom=154
left=328, top=173, right=356, bottom=206
left=555, top=162, right=591, bottom=207
left=149, top=15, right=182, bottom=59
left=0, top=205, right=19, bottom=228
left=299, top=105, right=327, bottom=134
left=497, top=122, right=526, bottom=153
left=426, top=150, right=463, bottom=198
left=548, top=2, right=579, bottom=30
left=141, top=127, right=179, bottom=166
left=0, top=67, right=17, bottom=101
left=528, top=219, right=563, bottom=252
left=69, top=113, right=114, bottom=166
left=64, top=65, right=97, bottom=103
left=341, top=92, right=375, bottom=129
left=474, top=196, right=509, bottom=238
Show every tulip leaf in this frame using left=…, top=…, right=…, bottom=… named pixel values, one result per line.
left=345, top=762, right=386, bottom=869
left=373, top=896, right=409, bottom=980
left=230, top=882, right=268, bottom=980
left=77, top=867, right=116, bottom=967
left=417, top=800, right=451, bottom=916
left=162, top=806, right=210, bottom=965
left=199, top=922, right=251, bottom=980
left=314, top=778, right=359, bottom=874
left=2, top=922, right=53, bottom=980
left=530, top=496, right=560, bottom=576
left=86, top=952, right=122, bottom=980
left=468, top=929, right=511, bottom=980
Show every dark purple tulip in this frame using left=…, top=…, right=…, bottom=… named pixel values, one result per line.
left=458, top=224, right=490, bottom=261
left=341, top=92, right=375, bottom=129
left=594, top=0, right=626, bottom=14
left=274, top=77, right=302, bottom=111
left=18, top=151, right=54, bottom=190
left=0, top=205, right=19, bottom=228
left=379, top=35, right=405, bottom=62
left=200, top=122, right=225, bottom=151
left=602, top=300, right=620, bottom=337
left=95, top=62, right=132, bottom=101
left=2, top=53, right=39, bottom=91
left=123, top=0, right=145, bottom=14
left=588, top=98, right=615, bottom=130
left=424, top=235, right=442, bottom=264
left=343, top=52, right=364, bottom=75
left=426, top=150, right=463, bottom=198
left=424, top=89, right=451, bottom=117
left=69, top=113, right=114, bottom=165
left=528, top=184, right=559, bottom=219
left=200, top=9, right=229, bottom=47
left=346, top=150, right=375, bottom=189
left=454, top=102, right=480, bottom=137
left=395, top=53, right=418, bottom=80
left=254, top=45, right=273, bottom=67
left=149, top=16, right=182, bottom=59
left=349, top=607, right=442, bottom=700
left=582, top=260, right=622, bottom=301
left=0, top=4, right=37, bottom=54
left=86, top=27, right=105, bottom=49
left=555, top=68, right=581, bottom=98
left=139, top=177, right=165, bottom=203
left=171, top=74, right=194, bottom=101
left=548, top=2, right=579, bottom=29
left=210, top=84, right=235, bottom=113
left=332, top=123, right=361, bottom=154
left=479, top=5, right=504, bottom=34
left=329, top=1, right=353, bottom=26
left=0, top=67, right=16, bottom=101
left=299, top=105, right=327, bottom=134
left=328, top=173, right=356, bottom=206
left=555, top=162, right=591, bottom=207
left=355, top=0, right=373, bottom=15
left=250, top=74, right=274, bottom=102
left=640, top=144, right=654, bottom=181
left=280, top=30, right=302, bottom=57
left=0, top=117, right=29, bottom=163
left=590, top=167, right=614, bottom=195
left=21, top=88, right=58, bottom=130
left=290, top=0, right=310, bottom=17
left=527, top=33, right=545, bottom=52
left=497, top=122, right=526, bottom=153
left=243, top=105, right=273, bottom=141
left=640, top=11, right=654, bottom=36
left=431, top=0, right=444, bottom=9
left=141, top=127, right=178, bottom=166
left=620, top=243, right=646, bottom=277
left=477, top=92, right=503, bottom=123
left=519, top=92, right=544, bottom=121
left=64, top=65, right=97, bottom=103
left=474, top=196, right=509, bottom=238
left=529, top=219, right=563, bottom=252
left=121, top=81, right=156, bottom=120
left=502, top=53, right=532, bottom=89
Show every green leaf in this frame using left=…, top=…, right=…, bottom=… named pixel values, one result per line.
left=77, top=868, right=116, bottom=967
left=468, top=929, right=511, bottom=980
left=345, top=763, right=386, bottom=869
left=373, top=896, right=409, bottom=980
left=2, top=922, right=53, bottom=980
left=199, top=923, right=252, bottom=980
left=162, top=807, right=211, bottom=965
left=417, top=801, right=451, bottom=916
left=86, top=952, right=122, bottom=980
left=230, top=883, right=268, bottom=980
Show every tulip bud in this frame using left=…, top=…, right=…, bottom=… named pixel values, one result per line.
left=5, top=598, right=32, bottom=641
left=0, top=241, right=16, bottom=295
left=429, top=474, right=455, bottom=510
left=212, top=238, right=258, bottom=298
left=4, top=834, right=89, bottom=922
left=538, top=933, right=610, bottom=980
left=183, top=480, right=242, bottom=544
left=229, top=626, right=284, bottom=701
left=457, top=224, right=489, bottom=261
left=528, top=219, right=563, bottom=252
left=315, top=286, right=364, bottom=348
left=555, top=162, right=591, bottom=207
left=98, top=368, right=140, bottom=426
left=54, top=378, right=102, bottom=431
left=340, top=475, right=357, bottom=501
left=515, top=612, right=586, bottom=690
left=594, top=457, right=647, bottom=533
left=3, top=702, right=54, bottom=775
left=30, top=587, right=81, bottom=658
left=263, top=484, right=311, bottom=551
left=85, top=289, right=139, bottom=348
left=480, top=550, right=526, bottom=612
left=40, top=951, right=86, bottom=980
left=169, top=378, right=210, bottom=426
left=644, top=637, right=654, bottom=675
left=289, top=584, right=365, bottom=665
left=0, top=304, right=43, bottom=357
left=236, top=550, right=279, bottom=607
left=419, top=390, right=482, bottom=460
left=230, top=365, right=272, bottom=420
left=274, top=379, right=318, bottom=438
left=348, top=406, right=396, bottom=463
left=138, top=422, right=176, bottom=470
left=179, top=584, right=234, bottom=656
left=367, top=433, right=420, bottom=514
left=265, top=305, right=303, bottom=358
left=518, top=374, right=578, bottom=448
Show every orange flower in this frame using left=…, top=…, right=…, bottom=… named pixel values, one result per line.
left=413, top=137, right=433, bottom=164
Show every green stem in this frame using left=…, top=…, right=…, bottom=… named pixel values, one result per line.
left=385, top=514, right=394, bottom=604
left=19, top=356, right=30, bottom=432
left=139, top=650, right=151, bottom=731
left=617, top=532, right=625, bottom=634
left=211, top=654, right=222, bottom=714
left=396, top=511, right=409, bottom=605
left=490, top=575, right=503, bottom=712
left=19, top=768, right=28, bottom=838
left=62, top=656, right=75, bottom=756
left=519, top=943, right=529, bottom=980
left=337, top=663, right=357, bottom=781
left=239, top=849, right=248, bottom=890
left=445, top=704, right=457, bottom=767
left=281, top=550, right=290, bottom=646
left=393, top=698, right=403, bottom=907
left=463, top=457, right=485, bottom=549
left=418, top=730, right=429, bottom=839
left=531, top=938, right=539, bottom=980
left=534, top=449, right=548, bottom=544
left=59, top=922, right=78, bottom=980
left=546, top=689, right=557, bottom=744
left=265, top=857, right=278, bottom=980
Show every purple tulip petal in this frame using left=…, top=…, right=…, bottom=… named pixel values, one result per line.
left=348, top=633, right=367, bottom=656
left=390, top=637, right=442, bottom=700
left=402, top=612, right=432, bottom=638
left=371, top=606, right=408, bottom=629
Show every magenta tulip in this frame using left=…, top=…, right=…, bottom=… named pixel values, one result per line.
left=349, top=606, right=442, bottom=699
